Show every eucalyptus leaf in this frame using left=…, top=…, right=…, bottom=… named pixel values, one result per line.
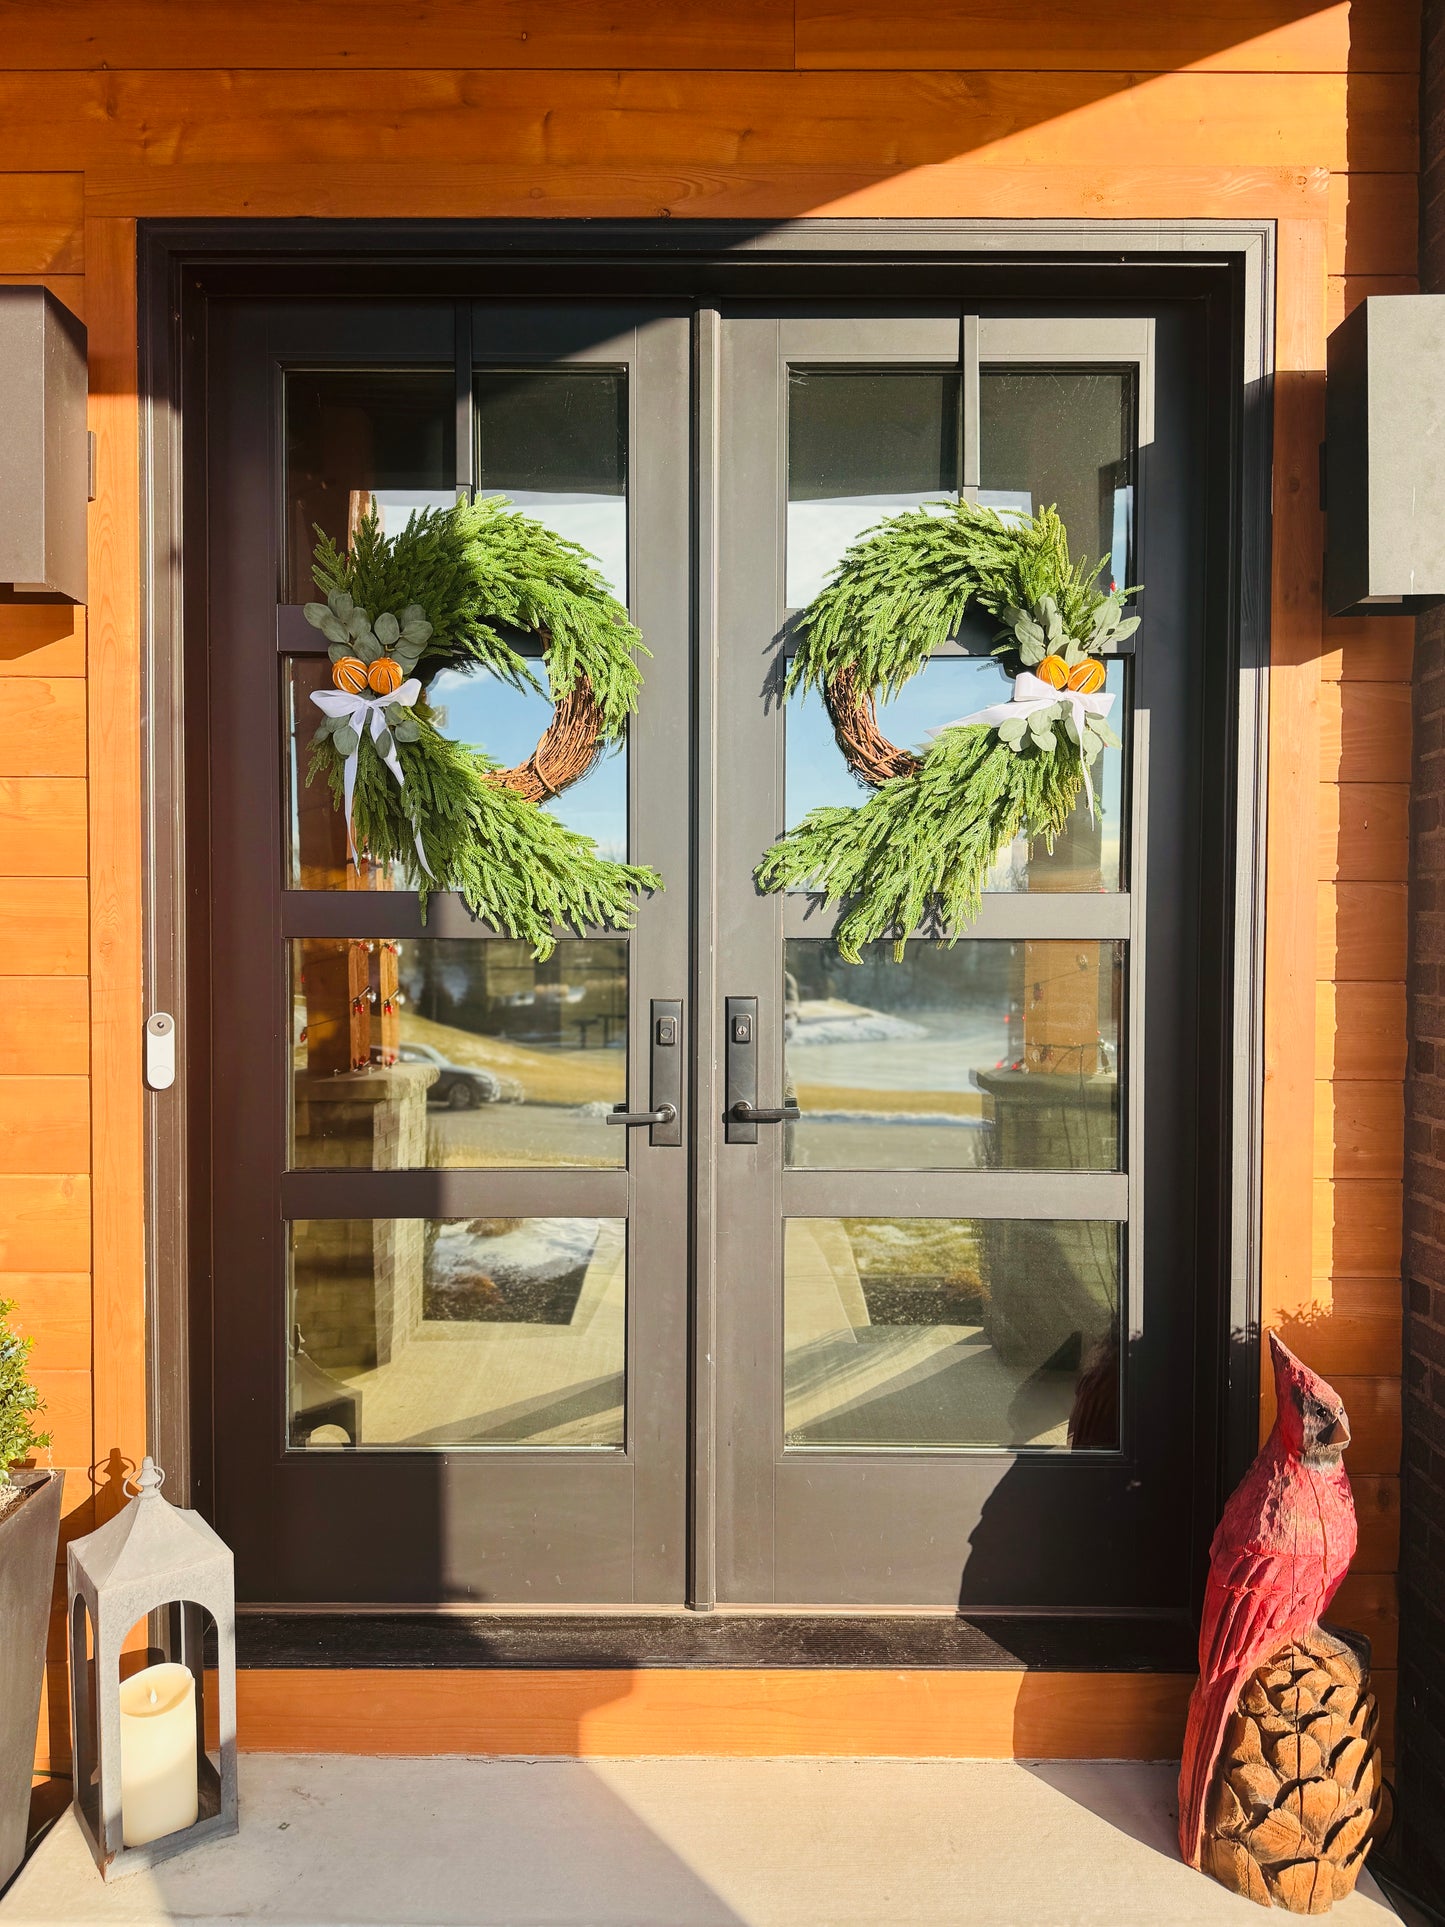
left=333, top=725, right=360, bottom=756
left=374, top=611, right=400, bottom=648
left=348, top=609, right=373, bottom=640
left=327, top=640, right=352, bottom=663
left=353, top=634, right=382, bottom=664
left=329, top=590, right=354, bottom=623
left=375, top=727, right=394, bottom=758
left=303, top=602, right=330, bottom=630
left=1031, top=727, right=1057, bottom=751
left=400, top=619, right=433, bottom=646
left=320, top=614, right=350, bottom=646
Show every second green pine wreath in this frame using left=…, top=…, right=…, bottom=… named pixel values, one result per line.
left=754, top=500, right=1139, bottom=959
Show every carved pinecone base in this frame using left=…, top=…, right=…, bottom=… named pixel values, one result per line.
left=1201, top=1630, right=1382, bottom=1913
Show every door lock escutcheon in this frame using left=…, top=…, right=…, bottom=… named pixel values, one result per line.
left=606, top=998, right=683, bottom=1146
left=725, top=995, right=799, bottom=1144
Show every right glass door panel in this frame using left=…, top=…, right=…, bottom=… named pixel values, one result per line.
left=717, top=306, right=1198, bottom=1610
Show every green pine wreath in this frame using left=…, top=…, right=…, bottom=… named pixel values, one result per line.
left=304, top=497, right=659, bottom=959
left=755, top=501, right=1137, bottom=959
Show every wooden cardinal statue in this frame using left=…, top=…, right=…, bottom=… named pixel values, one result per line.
left=1179, top=1333, right=1357, bottom=1873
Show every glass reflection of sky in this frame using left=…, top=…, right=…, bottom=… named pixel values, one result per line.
left=785, top=657, right=1125, bottom=891
left=428, top=665, right=627, bottom=862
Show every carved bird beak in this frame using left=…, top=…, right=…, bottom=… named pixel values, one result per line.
left=1319, top=1412, right=1351, bottom=1450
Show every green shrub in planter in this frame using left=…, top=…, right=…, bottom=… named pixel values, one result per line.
left=0, top=1298, right=50, bottom=1496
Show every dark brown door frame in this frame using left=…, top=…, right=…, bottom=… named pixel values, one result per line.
left=138, top=218, right=1275, bottom=1628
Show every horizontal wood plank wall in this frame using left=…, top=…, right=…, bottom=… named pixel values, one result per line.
left=0, top=0, right=1413, bottom=1764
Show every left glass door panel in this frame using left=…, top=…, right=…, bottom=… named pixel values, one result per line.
left=207, top=301, right=691, bottom=1603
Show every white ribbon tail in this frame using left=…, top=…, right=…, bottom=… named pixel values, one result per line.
left=933, top=673, right=1116, bottom=824
left=310, top=678, right=434, bottom=878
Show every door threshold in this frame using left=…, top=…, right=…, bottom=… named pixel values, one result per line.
left=233, top=1609, right=1195, bottom=1673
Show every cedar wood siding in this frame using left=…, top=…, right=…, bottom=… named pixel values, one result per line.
left=0, top=0, right=1415, bottom=1762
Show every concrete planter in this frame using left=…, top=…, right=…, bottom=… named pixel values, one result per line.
left=0, top=1468, right=64, bottom=1893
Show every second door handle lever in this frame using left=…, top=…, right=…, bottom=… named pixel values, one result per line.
left=729, top=1100, right=799, bottom=1125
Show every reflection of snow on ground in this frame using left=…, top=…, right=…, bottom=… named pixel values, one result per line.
left=429, top=1218, right=600, bottom=1295
left=788, top=998, right=927, bottom=1047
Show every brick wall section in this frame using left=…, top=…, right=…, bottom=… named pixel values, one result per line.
left=1401, top=0, right=1445, bottom=1897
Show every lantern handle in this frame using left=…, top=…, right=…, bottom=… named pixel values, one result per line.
left=123, top=1455, right=167, bottom=1498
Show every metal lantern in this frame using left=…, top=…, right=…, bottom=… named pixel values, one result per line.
left=66, top=1458, right=237, bottom=1879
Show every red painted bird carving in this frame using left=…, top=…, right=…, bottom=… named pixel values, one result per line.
left=1178, top=1332, right=1357, bottom=1868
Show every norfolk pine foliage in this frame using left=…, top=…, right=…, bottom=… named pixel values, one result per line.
left=306, top=499, right=658, bottom=958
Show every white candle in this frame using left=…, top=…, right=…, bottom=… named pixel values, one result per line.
left=118, top=1661, right=199, bottom=1847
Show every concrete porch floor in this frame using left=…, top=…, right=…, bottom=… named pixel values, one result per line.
left=1, top=1756, right=1402, bottom=1927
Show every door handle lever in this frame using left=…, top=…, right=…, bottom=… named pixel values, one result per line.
left=729, top=1100, right=799, bottom=1125
left=605, top=998, right=683, bottom=1147
left=607, top=1103, right=678, bottom=1128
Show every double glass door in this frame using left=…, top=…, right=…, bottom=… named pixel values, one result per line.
left=205, top=294, right=1207, bottom=1611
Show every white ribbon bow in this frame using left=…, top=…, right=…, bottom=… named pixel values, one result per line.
left=310, top=678, right=434, bottom=877
left=938, top=670, right=1116, bottom=822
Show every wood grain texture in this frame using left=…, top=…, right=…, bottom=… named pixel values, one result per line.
left=26, top=1367, right=90, bottom=1469
left=1335, top=1375, right=1403, bottom=1477
left=1317, top=882, right=1407, bottom=980
left=78, top=159, right=1333, bottom=222
left=1331, top=1570, right=1398, bottom=1666
left=1316, top=981, right=1406, bottom=1082
left=0, top=679, right=86, bottom=778
left=1261, top=221, right=1325, bottom=1365
left=0, top=1, right=797, bottom=71
left=0, top=1273, right=90, bottom=1373
left=0, top=606, right=86, bottom=679
left=1314, top=1079, right=1403, bottom=1178
left=1319, top=615, right=1413, bottom=683
left=84, top=216, right=146, bottom=1517
left=1317, top=783, right=1408, bottom=880
left=1350, top=1474, right=1401, bottom=1573
left=0, top=173, right=83, bottom=273
left=0, top=1078, right=89, bottom=1173
left=1318, top=680, right=1411, bottom=784
left=1312, top=1181, right=1404, bottom=1282
left=218, top=1668, right=1195, bottom=1759
left=1276, top=1280, right=1402, bottom=1376
left=0, top=779, right=87, bottom=875
left=1328, top=174, right=1418, bottom=276
left=0, top=879, right=87, bottom=975
left=0, top=977, right=88, bottom=1076
left=0, top=70, right=1416, bottom=173
left=795, top=0, right=1419, bottom=71
left=0, top=1175, right=89, bottom=1272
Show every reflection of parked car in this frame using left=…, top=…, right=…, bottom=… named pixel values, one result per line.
left=396, top=1042, right=507, bottom=1110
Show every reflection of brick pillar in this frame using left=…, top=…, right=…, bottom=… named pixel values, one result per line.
left=1021, top=940, right=1102, bottom=1076
left=291, top=1064, right=438, bottom=1369
left=304, top=939, right=370, bottom=1075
